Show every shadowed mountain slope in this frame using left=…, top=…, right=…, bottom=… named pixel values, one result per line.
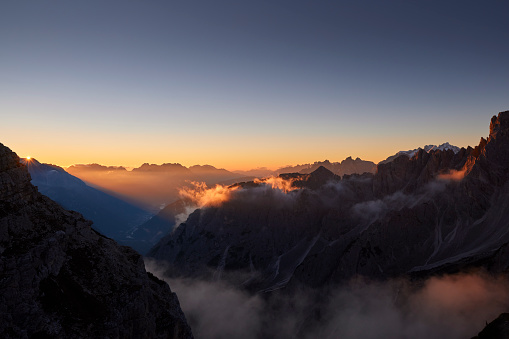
left=149, top=111, right=509, bottom=292
left=23, top=158, right=151, bottom=245
left=0, top=143, right=192, bottom=338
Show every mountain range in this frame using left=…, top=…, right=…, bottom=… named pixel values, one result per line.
left=379, top=142, right=461, bottom=164
left=67, top=162, right=244, bottom=209
left=23, top=158, right=151, bottom=242
left=2, top=111, right=508, bottom=338
left=149, top=111, right=509, bottom=291
left=21, top=156, right=385, bottom=255
left=274, top=157, right=377, bottom=176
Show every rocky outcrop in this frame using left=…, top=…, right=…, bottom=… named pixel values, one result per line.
left=379, top=142, right=461, bottom=164
left=373, top=145, right=470, bottom=196
left=472, top=313, right=509, bottom=339
left=0, top=143, right=193, bottom=338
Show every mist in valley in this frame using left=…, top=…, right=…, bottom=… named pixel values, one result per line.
left=146, top=259, right=508, bottom=339
left=66, top=164, right=244, bottom=210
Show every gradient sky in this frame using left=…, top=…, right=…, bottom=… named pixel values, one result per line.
left=1, top=1, right=508, bottom=170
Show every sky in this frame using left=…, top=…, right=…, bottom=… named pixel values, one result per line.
left=1, top=0, right=508, bottom=170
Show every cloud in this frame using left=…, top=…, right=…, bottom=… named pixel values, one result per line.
left=352, top=191, right=409, bottom=221
left=177, top=178, right=302, bottom=213
left=145, top=258, right=263, bottom=339
left=351, top=177, right=453, bottom=222
left=178, top=181, right=240, bottom=208
left=145, top=259, right=509, bottom=339
left=254, top=176, right=300, bottom=193
left=437, top=169, right=467, bottom=181
left=173, top=205, right=198, bottom=228
left=313, top=274, right=509, bottom=339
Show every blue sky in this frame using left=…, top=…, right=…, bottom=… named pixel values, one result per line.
left=1, top=1, right=508, bottom=169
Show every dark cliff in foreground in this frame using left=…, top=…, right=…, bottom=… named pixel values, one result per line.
left=0, top=144, right=193, bottom=338
left=149, top=111, right=509, bottom=292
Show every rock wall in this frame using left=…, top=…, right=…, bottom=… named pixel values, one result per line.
left=0, top=143, right=193, bottom=338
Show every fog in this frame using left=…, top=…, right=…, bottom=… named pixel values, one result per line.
left=65, top=168, right=183, bottom=209
left=146, top=259, right=509, bottom=339
left=66, top=165, right=243, bottom=210
left=144, top=175, right=509, bottom=338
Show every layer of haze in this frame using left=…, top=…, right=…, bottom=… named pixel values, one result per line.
left=1, top=1, right=508, bottom=170
left=146, top=259, right=509, bottom=339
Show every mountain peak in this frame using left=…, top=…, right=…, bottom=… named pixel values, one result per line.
left=467, top=110, right=509, bottom=185
left=310, top=165, right=335, bottom=177
left=489, top=110, right=509, bottom=139
left=20, top=157, right=42, bottom=166
left=133, top=162, right=190, bottom=173
left=67, top=163, right=127, bottom=172
left=381, top=142, right=461, bottom=164
left=305, top=166, right=340, bottom=188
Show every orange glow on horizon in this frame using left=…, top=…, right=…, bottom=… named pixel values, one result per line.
left=2, top=129, right=477, bottom=173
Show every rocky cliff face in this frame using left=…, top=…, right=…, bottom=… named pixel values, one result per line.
left=149, top=111, right=509, bottom=291
left=0, top=144, right=192, bottom=338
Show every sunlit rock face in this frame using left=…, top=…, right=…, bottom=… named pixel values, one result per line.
left=149, top=111, right=509, bottom=291
left=0, top=143, right=193, bottom=338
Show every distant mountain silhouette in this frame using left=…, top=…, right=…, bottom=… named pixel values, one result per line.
left=132, top=162, right=191, bottom=174
left=67, top=163, right=127, bottom=172
left=67, top=162, right=243, bottom=209
left=232, top=167, right=274, bottom=178
left=275, top=157, right=376, bottom=177
left=23, top=158, right=151, bottom=251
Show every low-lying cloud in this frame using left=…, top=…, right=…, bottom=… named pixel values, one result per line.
left=173, top=179, right=303, bottom=228
left=254, top=176, right=300, bottom=193
left=437, top=169, right=467, bottom=181
left=179, top=181, right=239, bottom=208
left=146, top=259, right=509, bottom=339
left=179, top=177, right=301, bottom=209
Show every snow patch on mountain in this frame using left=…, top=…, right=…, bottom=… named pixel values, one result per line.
left=381, top=142, right=461, bottom=164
